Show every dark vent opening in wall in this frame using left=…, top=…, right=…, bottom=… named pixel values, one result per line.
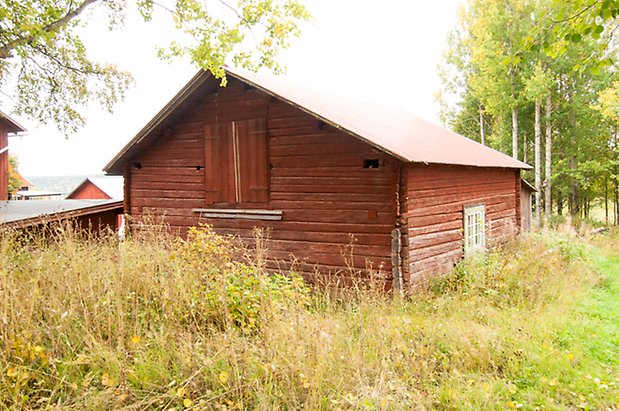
left=363, top=159, right=380, bottom=169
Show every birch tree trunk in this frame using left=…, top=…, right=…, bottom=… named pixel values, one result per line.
left=535, top=100, right=542, bottom=228
left=570, top=156, right=579, bottom=216
left=512, top=107, right=519, bottom=159
left=544, top=94, right=552, bottom=223
left=605, top=174, right=609, bottom=225
left=479, top=104, right=485, bottom=145
left=523, top=132, right=527, bottom=164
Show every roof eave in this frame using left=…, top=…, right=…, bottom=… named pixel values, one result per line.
left=0, top=110, right=26, bottom=134
left=2, top=200, right=124, bottom=229
left=410, top=160, right=532, bottom=170
left=521, top=178, right=537, bottom=192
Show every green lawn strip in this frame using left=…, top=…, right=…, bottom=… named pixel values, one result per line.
left=556, top=248, right=619, bottom=409
left=427, top=238, right=619, bottom=410
left=584, top=252, right=619, bottom=363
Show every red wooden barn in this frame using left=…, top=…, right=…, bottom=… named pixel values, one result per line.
left=66, top=176, right=124, bottom=200
left=0, top=111, right=26, bottom=201
left=104, top=68, right=530, bottom=289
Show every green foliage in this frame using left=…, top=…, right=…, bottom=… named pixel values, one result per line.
left=595, top=80, right=619, bottom=122
left=523, top=62, right=552, bottom=103
left=0, top=0, right=310, bottom=134
left=438, top=0, right=543, bottom=155
left=440, top=0, right=619, bottom=218
left=550, top=0, right=619, bottom=46
left=172, top=226, right=309, bottom=332
left=7, top=154, right=20, bottom=196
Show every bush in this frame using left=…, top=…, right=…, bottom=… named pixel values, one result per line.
left=172, top=226, right=309, bottom=333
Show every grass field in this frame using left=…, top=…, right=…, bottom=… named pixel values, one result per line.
left=0, top=224, right=618, bottom=409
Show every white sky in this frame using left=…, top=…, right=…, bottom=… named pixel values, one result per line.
left=7, top=0, right=464, bottom=176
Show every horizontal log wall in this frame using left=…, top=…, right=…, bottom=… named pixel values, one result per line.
left=405, top=163, right=520, bottom=283
left=0, top=123, right=7, bottom=201
left=127, top=78, right=399, bottom=285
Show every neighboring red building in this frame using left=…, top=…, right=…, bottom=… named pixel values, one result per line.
left=0, top=111, right=26, bottom=201
left=13, top=170, right=33, bottom=192
left=66, top=176, right=124, bottom=200
left=66, top=176, right=124, bottom=231
left=0, top=199, right=123, bottom=232
left=104, top=68, right=530, bottom=289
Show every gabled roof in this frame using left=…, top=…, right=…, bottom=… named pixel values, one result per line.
left=0, top=110, right=26, bottom=134
left=67, top=176, right=124, bottom=200
left=104, top=67, right=531, bottom=174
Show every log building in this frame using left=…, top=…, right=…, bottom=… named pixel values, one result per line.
left=0, top=112, right=25, bottom=201
left=105, top=68, right=531, bottom=289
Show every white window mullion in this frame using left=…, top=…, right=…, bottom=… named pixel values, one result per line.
left=464, top=204, right=486, bottom=257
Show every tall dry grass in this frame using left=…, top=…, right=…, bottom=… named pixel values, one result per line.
left=0, top=224, right=617, bottom=409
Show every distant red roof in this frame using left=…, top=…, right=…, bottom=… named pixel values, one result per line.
left=105, top=68, right=530, bottom=174
left=13, top=170, right=33, bottom=189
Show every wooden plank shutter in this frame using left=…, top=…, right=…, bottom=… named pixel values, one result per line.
left=236, top=118, right=269, bottom=203
left=204, top=123, right=235, bottom=204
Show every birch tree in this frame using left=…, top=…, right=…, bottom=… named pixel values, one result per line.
left=438, top=0, right=533, bottom=157
left=524, top=63, right=552, bottom=227
left=439, top=0, right=618, bottom=222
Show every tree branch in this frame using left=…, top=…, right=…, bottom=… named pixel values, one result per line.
left=0, top=0, right=100, bottom=59
left=553, top=0, right=602, bottom=24
left=33, top=44, right=99, bottom=76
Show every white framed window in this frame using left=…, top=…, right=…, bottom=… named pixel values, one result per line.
left=463, top=204, right=486, bottom=256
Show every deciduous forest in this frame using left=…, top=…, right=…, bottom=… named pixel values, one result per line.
left=438, top=0, right=619, bottom=225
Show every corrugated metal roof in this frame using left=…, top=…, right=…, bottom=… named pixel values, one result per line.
left=105, top=68, right=530, bottom=174
left=0, top=199, right=122, bottom=227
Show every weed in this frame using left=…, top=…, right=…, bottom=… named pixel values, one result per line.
left=0, top=223, right=617, bottom=409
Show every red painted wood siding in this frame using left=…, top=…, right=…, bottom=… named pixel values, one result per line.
left=67, top=181, right=112, bottom=200
left=0, top=123, right=7, bottom=201
left=126, top=78, right=399, bottom=285
left=404, top=163, right=520, bottom=283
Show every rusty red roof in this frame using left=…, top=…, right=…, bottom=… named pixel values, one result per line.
left=105, top=68, right=530, bottom=174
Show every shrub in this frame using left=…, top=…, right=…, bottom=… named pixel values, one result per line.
left=172, top=225, right=310, bottom=332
